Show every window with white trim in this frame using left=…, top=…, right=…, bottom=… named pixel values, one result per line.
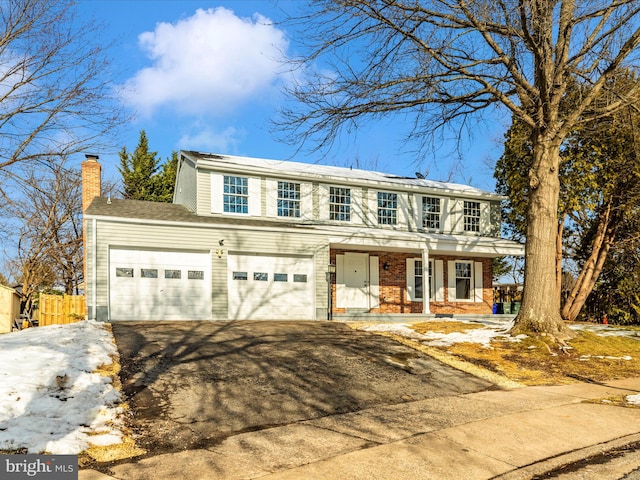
left=223, top=176, right=249, bottom=214
left=329, top=186, right=351, bottom=221
left=422, top=196, right=441, bottom=229
left=455, top=262, right=473, bottom=300
left=414, top=260, right=423, bottom=300
left=377, top=192, right=397, bottom=225
left=407, top=258, right=436, bottom=302
left=277, top=181, right=301, bottom=217
left=463, top=201, right=481, bottom=232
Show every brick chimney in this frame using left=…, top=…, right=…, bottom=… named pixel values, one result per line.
left=82, top=154, right=101, bottom=315
left=82, top=154, right=101, bottom=212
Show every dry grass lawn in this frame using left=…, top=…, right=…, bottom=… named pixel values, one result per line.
left=406, top=321, right=640, bottom=386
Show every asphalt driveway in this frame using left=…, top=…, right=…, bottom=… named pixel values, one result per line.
left=112, top=321, right=494, bottom=457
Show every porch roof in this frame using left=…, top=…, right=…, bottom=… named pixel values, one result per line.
left=323, top=225, right=524, bottom=257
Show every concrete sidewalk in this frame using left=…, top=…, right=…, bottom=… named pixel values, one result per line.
left=81, top=378, right=640, bottom=480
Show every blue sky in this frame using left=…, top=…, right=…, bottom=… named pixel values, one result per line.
left=77, top=0, right=507, bottom=191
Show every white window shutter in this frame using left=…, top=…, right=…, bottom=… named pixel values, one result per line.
left=481, top=202, right=490, bottom=235
left=474, top=261, right=484, bottom=303
left=210, top=173, right=223, bottom=214
left=406, top=258, right=416, bottom=302
left=369, top=256, right=380, bottom=308
left=301, top=182, right=313, bottom=220
left=441, top=197, right=450, bottom=233
left=248, top=177, right=261, bottom=216
left=266, top=179, right=278, bottom=217
left=447, top=261, right=457, bottom=302
left=336, top=254, right=345, bottom=308
left=415, top=195, right=423, bottom=229
left=319, top=184, right=330, bottom=220
left=435, top=259, right=445, bottom=302
left=351, top=187, right=364, bottom=224
left=369, top=190, right=378, bottom=225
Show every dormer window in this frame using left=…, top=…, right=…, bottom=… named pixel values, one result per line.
left=463, top=201, right=481, bottom=232
left=329, top=187, right=351, bottom=221
left=422, top=196, right=441, bottom=229
left=223, top=176, right=249, bottom=214
left=377, top=192, right=397, bottom=225
left=277, top=181, right=301, bottom=217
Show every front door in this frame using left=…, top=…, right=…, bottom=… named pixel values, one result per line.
left=343, top=252, right=369, bottom=309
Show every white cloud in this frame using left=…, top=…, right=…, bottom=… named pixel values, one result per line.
left=178, top=125, right=245, bottom=153
left=120, top=7, right=288, bottom=116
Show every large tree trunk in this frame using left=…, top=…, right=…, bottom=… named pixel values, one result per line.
left=561, top=202, right=615, bottom=322
left=510, top=137, right=575, bottom=342
left=556, top=213, right=566, bottom=307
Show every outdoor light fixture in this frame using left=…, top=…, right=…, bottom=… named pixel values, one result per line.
left=216, top=249, right=224, bottom=259
left=383, top=262, right=389, bottom=270
left=327, top=264, right=336, bottom=321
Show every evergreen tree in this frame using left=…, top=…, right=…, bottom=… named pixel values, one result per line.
left=119, top=131, right=160, bottom=201
left=118, top=131, right=177, bottom=202
left=154, top=151, right=179, bottom=203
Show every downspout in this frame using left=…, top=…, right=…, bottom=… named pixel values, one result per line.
left=92, top=218, right=97, bottom=321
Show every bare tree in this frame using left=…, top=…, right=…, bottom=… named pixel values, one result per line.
left=2, top=159, right=83, bottom=314
left=280, top=1, right=640, bottom=342
left=0, top=0, right=121, bottom=181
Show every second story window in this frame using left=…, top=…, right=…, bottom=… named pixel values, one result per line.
left=278, top=181, right=301, bottom=217
left=223, top=176, right=249, bottom=214
left=377, top=192, right=397, bottom=225
left=422, top=196, right=441, bottom=229
left=329, top=187, right=351, bottom=221
left=463, top=201, right=481, bottom=232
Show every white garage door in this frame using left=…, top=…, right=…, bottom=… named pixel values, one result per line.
left=228, top=254, right=314, bottom=320
left=109, top=248, right=212, bottom=320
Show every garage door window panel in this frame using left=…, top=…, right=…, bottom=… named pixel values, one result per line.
left=116, top=268, right=134, bottom=278
left=254, top=272, right=268, bottom=281
left=274, top=273, right=288, bottom=282
left=141, top=269, right=158, bottom=278
left=293, top=274, right=307, bottom=283
left=233, top=271, right=248, bottom=280
left=165, top=269, right=181, bottom=279
left=188, top=270, right=204, bottom=280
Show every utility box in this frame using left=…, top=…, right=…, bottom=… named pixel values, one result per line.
left=0, top=284, right=21, bottom=334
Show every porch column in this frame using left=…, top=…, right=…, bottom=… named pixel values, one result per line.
left=422, top=248, right=430, bottom=314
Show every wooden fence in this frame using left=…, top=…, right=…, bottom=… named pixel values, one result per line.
left=35, top=294, right=86, bottom=326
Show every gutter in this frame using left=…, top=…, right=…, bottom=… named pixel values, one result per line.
left=92, top=218, right=97, bottom=321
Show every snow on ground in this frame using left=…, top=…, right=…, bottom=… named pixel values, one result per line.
left=628, top=394, right=640, bottom=405
left=361, top=319, right=527, bottom=347
left=0, top=321, right=124, bottom=454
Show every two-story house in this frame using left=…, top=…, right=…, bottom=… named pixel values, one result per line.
left=82, top=151, right=523, bottom=322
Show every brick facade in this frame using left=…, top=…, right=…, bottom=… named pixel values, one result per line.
left=330, top=249, right=493, bottom=315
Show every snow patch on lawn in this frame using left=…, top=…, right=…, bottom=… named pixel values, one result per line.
left=361, top=320, right=527, bottom=347
left=0, top=321, right=124, bottom=454
left=627, top=394, right=640, bottom=406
